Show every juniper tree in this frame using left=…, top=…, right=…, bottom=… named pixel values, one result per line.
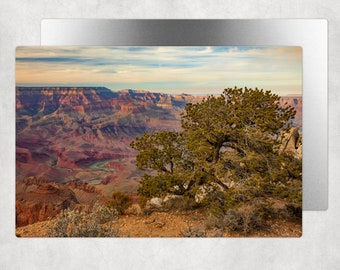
left=130, top=130, right=194, bottom=197
left=181, top=87, right=296, bottom=189
left=131, top=87, right=299, bottom=206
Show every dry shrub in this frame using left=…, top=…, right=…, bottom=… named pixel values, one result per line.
left=106, top=191, right=132, bottom=215
left=125, top=204, right=142, bottom=216
left=206, top=206, right=265, bottom=234
left=285, top=203, right=302, bottom=219
left=180, top=226, right=206, bottom=237
left=48, top=203, right=119, bottom=237
left=276, top=203, right=302, bottom=221
left=138, top=196, right=148, bottom=209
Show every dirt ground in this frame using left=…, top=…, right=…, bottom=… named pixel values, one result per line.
left=16, top=207, right=302, bottom=238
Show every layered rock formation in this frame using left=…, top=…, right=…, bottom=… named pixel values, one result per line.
left=16, top=178, right=78, bottom=227
left=16, top=87, right=201, bottom=183
left=16, top=177, right=102, bottom=227
left=16, top=87, right=301, bottom=183
left=280, top=95, right=302, bottom=129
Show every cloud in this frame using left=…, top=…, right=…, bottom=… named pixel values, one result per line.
left=16, top=46, right=302, bottom=96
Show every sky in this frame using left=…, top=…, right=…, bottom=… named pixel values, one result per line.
left=16, top=46, right=302, bottom=96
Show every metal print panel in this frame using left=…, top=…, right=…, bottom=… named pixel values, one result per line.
left=41, top=19, right=328, bottom=211
left=16, top=46, right=302, bottom=237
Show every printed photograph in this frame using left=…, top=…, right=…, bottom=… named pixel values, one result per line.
left=16, top=46, right=302, bottom=237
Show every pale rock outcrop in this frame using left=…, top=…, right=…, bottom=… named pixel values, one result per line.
left=148, top=197, right=163, bottom=208
left=280, top=127, right=302, bottom=159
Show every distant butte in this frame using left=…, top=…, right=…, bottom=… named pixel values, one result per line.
left=16, top=87, right=201, bottom=184
left=16, top=86, right=301, bottom=187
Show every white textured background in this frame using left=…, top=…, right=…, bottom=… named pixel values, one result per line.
left=0, top=1, right=339, bottom=269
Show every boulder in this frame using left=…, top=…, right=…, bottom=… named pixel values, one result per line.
left=148, top=197, right=163, bottom=208
left=280, top=127, right=302, bottom=159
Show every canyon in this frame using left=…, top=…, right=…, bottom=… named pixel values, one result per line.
left=16, top=87, right=201, bottom=186
left=16, top=86, right=302, bottom=227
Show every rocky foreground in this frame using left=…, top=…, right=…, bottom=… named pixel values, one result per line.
left=16, top=176, right=104, bottom=227
left=16, top=206, right=302, bottom=238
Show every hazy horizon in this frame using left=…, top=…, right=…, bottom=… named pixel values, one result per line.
left=16, top=46, right=302, bottom=96
left=16, top=85, right=302, bottom=98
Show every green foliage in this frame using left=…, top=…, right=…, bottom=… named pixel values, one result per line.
left=182, top=87, right=295, bottom=184
left=106, top=191, right=133, bottom=215
left=182, top=87, right=295, bottom=154
left=272, top=182, right=302, bottom=204
left=48, top=203, right=119, bottom=237
left=270, top=154, right=302, bottom=205
left=163, top=195, right=198, bottom=211
left=131, top=130, right=195, bottom=198
left=131, top=131, right=188, bottom=173
left=281, top=154, right=303, bottom=180
left=137, top=172, right=189, bottom=198
left=131, top=87, right=301, bottom=220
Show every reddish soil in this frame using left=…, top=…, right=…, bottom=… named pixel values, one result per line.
left=16, top=207, right=302, bottom=238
